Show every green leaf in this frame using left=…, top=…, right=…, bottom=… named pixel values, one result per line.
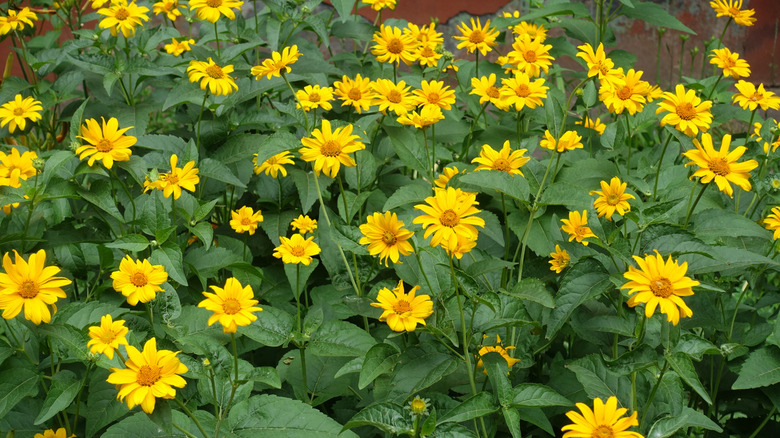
left=511, top=384, right=571, bottom=408
left=162, top=82, right=205, bottom=111
left=505, top=278, right=555, bottom=308
left=459, top=170, right=530, bottom=202
left=568, top=354, right=628, bottom=400
left=0, top=367, right=39, bottom=419
left=77, top=184, right=124, bottom=221
left=242, top=306, right=294, bottom=347
left=331, top=0, right=357, bottom=21
left=515, top=2, right=590, bottom=20
left=647, top=406, right=722, bottom=438
left=502, top=407, right=523, bottom=438
left=199, top=157, right=247, bottom=188
left=692, top=208, right=771, bottom=241
left=385, top=126, right=428, bottom=176
left=343, top=402, right=412, bottom=434
left=187, top=221, right=214, bottom=250
left=68, top=99, right=89, bottom=144
left=35, top=370, right=81, bottom=424
left=622, top=0, right=695, bottom=34
left=482, top=353, right=513, bottom=406
left=37, top=323, right=90, bottom=361
left=284, top=259, right=319, bottom=300
left=438, top=392, right=498, bottom=424
left=539, top=181, right=593, bottom=208
left=732, top=347, right=780, bottom=390
left=546, top=261, right=611, bottom=338
left=248, top=366, right=282, bottom=389
left=140, top=193, right=171, bottom=238
left=359, top=343, right=400, bottom=390
left=308, top=320, right=377, bottom=357
left=185, top=246, right=241, bottom=289
left=388, top=347, right=459, bottom=402
left=290, top=168, right=323, bottom=214
left=150, top=244, right=188, bottom=286
left=666, top=352, right=712, bottom=404
left=383, top=183, right=431, bottom=211
left=255, top=131, right=299, bottom=166
left=104, top=234, right=150, bottom=252
left=101, top=411, right=186, bottom=437
left=86, top=370, right=131, bottom=438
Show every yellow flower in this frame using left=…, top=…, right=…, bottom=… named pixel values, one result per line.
left=198, top=277, right=262, bottom=333
left=251, top=45, right=301, bottom=80
left=152, top=0, right=182, bottom=21
left=0, top=250, right=71, bottom=325
left=709, top=47, right=751, bottom=79
left=87, top=314, right=130, bottom=359
left=414, top=43, right=442, bottom=68
left=333, top=74, right=375, bottom=113
left=0, top=7, right=38, bottom=35
left=409, top=396, right=429, bottom=416
left=472, top=140, right=530, bottom=176
left=621, top=252, right=699, bottom=325
left=359, top=211, right=414, bottom=266
left=189, top=0, right=243, bottom=23
left=0, top=147, right=38, bottom=187
left=576, top=43, right=619, bottom=83
left=253, top=151, right=294, bottom=178
left=33, top=428, right=70, bottom=438
left=164, top=37, right=194, bottom=56
left=644, top=84, right=664, bottom=102
left=230, top=206, right=264, bottom=235
left=98, top=1, right=149, bottom=37
left=471, top=74, right=502, bottom=106
left=589, top=177, right=635, bottom=219
left=560, top=210, right=596, bottom=246
left=752, top=121, right=780, bottom=154
left=370, top=280, right=433, bottom=332
left=362, top=0, right=396, bottom=11
left=445, top=234, right=478, bottom=260
left=763, top=206, right=780, bottom=240
left=655, top=84, right=713, bottom=137
left=599, top=69, right=651, bottom=115
left=397, top=105, right=445, bottom=129
left=106, top=337, right=188, bottom=414
left=299, top=119, right=365, bottom=177
left=732, top=81, right=780, bottom=111
left=476, top=335, right=520, bottom=374
left=187, top=58, right=238, bottom=96
left=709, top=0, right=755, bottom=26
left=75, top=117, right=135, bottom=169
left=273, top=233, right=321, bottom=265
left=296, top=84, right=335, bottom=112
left=405, top=22, right=443, bottom=46
left=549, top=245, right=570, bottom=273
left=576, top=116, right=606, bottom=135
left=454, top=17, right=499, bottom=56
left=511, top=21, right=547, bottom=40
left=145, top=154, right=200, bottom=199
left=373, top=79, right=416, bottom=115
left=372, top=25, right=417, bottom=65
left=506, top=35, right=554, bottom=77
left=413, top=187, right=485, bottom=252
left=413, top=80, right=456, bottom=111
left=434, top=166, right=460, bottom=188
left=499, top=72, right=548, bottom=111
left=562, top=396, right=643, bottom=438
left=540, top=130, right=583, bottom=153
left=0, top=94, right=43, bottom=133
left=682, top=133, right=758, bottom=198
left=111, top=256, right=168, bottom=305
left=290, top=214, right=317, bottom=234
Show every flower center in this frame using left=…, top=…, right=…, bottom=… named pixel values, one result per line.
left=18, top=279, right=39, bottom=299
left=426, top=92, right=440, bottom=104
left=440, top=209, right=460, bottom=227
left=136, top=364, right=162, bottom=386
left=486, top=86, right=500, bottom=98
left=617, top=86, right=632, bottom=100
left=676, top=102, right=697, bottom=120
left=576, top=226, right=588, bottom=236
left=131, top=272, right=148, bottom=287
left=728, top=6, right=740, bottom=16
left=598, top=63, right=611, bottom=77
left=99, top=330, right=118, bottom=344
left=222, top=298, right=242, bottom=315
left=421, top=46, right=435, bottom=57
left=591, top=425, right=615, bottom=438
left=13, top=107, right=24, bottom=116
left=708, top=158, right=731, bottom=176
left=492, top=158, right=511, bottom=172
left=514, top=84, right=530, bottom=97
left=291, top=246, right=306, bottom=257
left=347, top=88, right=362, bottom=101
left=320, top=140, right=342, bottom=157
left=308, top=92, right=321, bottom=103
left=650, top=277, right=673, bottom=298
left=606, top=193, right=621, bottom=205
left=115, top=7, right=130, bottom=20
left=166, top=173, right=180, bottom=184
left=205, top=64, right=225, bottom=79
left=241, top=217, right=252, bottom=225
left=387, top=38, right=404, bottom=54
left=750, top=92, right=764, bottom=102
left=524, top=50, right=538, bottom=62
left=723, top=57, right=736, bottom=68
left=387, top=90, right=403, bottom=103
left=468, top=30, right=485, bottom=44
left=206, top=0, right=223, bottom=8
left=96, top=139, right=113, bottom=152
left=382, top=231, right=397, bottom=245
left=392, top=299, right=412, bottom=314
left=411, top=398, right=427, bottom=413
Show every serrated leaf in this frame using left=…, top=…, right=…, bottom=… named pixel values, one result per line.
left=666, top=352, right=712, bottom=404
left=648, top=406, right=722, bottom=438
left=459, top=170, right=530, bottom=202
left=35, top=370, right=81, bottom=424
left=37, top=323, right=90, bottom=361
left=229, top=394, right=359, bottom=437
left=438, top=392, right=498, bottom=424
left=546, top=260, right=611, bottom=338
left=359, top=343, right=400, bottom=390
left=505, top=278, right=555, bottom=308
left=383, top=183, right=431, bottom=211
left=150, top=244, right=187, bottom=286
left=622, top=0, right=695, bottom=34
left=732, top=347, right=780, bottom=390
left=104, top=234, right=150, bottom=252
left=343, top=402, right=411, bottom=434
left=511, top=384, right=571, bottom=408
left=0, top=367, right=40, bottom=419
left=308, top=320, right=376, bottom=357
left=241, top=306, right=294, bottom=347
left=199, top=157, right=246, bottom=188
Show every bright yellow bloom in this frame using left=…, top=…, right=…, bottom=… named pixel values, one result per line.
left=290, top=214, right=317, bottom=234
left=33, top=428, right=69, bottom=438
left=576, top=116, right=606, bottom=135
left=0, top=148, right=37, bottom=188
left=710, top=0, right=755, bottom=26
left=511, top=21, right=547, bottom=40
left=540, top=130, right=583, bottom=153
left=152, top=0, right=182, bottom=21
left=656, top=84, right=713, bottom=137
left=590, top=177, right=635, bottom=220
left=397, top=105, right=444, bottom=129
left=299, top=119, right=365, bottom=177
left=644, top=84, right=664, bottom=102
left=273, top=233, right=321, bottom=265
left=576, top=43, right=619, bottom=83
left=752, top=121, right=780, bottom=154
left=0, top=250, right=71, bottom=325
left=253, top=151, right=294, bottom=178
left=409, top=396, right=429, bottom=416
left=476, top=335, right=520, bottom=374
left=372, top=25, right=416, bottom=65
left=682, top=133, right=758, bottom=197
left=413, top=80, right=456, bottom=111
left=434, top=166, right=460, bottom=188
left=621, top=252, right=699, bottom=325
left=732, top=81, right=780, bottom=111
left=371, top=280, right=433, bottom=332
left=373, top=79, right=416, bottom=115
left=333, top=74, right=374, bottom=113
left=709, top=47, right=751, bottom=79
left=76, top=117, right=135, bottom=169
left=296, top=84, right=335, bottom=112
left=198, top=277, right=262, bottom=333
left=98, top=1, right=149, bottom=37
left=251, top=45, right=302, bottom=80
left=144, top=154, right=200, bottom=199
left=562, top=396, right=643, bottom=438
left=446, top=234, right=478, bottom=259
left=230, top=206, right=264, bottom=235
left=189, top=0, right=243, bottom=23
left=0, top=95, right=43, bottom=133
left=413, top=187, right=485, bottom=252
left=106, top=337, right=187, bottom=414
left=454, top=17, right=499, bottom=56
left=560, top=210, right=596, bottom=246
left=359, top=211, right=414, bottom=266
left=599, top=69, right=651, bottom=115
left=362, top=0, right=396, bottom=11
left=763, top=207, right=780, bottom=240
left=506, top=35, right=554, bottom=77
left=87, top=314, right=130, bottom=359
left=549, top=245, right=570, bottom=273
left=164, top=37, right=194, bottom=56
left=405, top=22, right=443, bottom=46
left=414, top=43, right=442, bottom=68
left=0, top=7, right=38, bottom=35
left=472, top=140, right=529, bottom=176
left=471, top=74, right=502, bottom=106
left=499, top=72, right=548, bottom=111
left=187, top=58, right=237, bottom=96
left=111, top=256, right=168, bottom=305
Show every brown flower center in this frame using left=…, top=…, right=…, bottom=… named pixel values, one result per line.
left=206, top=0, right=223, bottom=8
left=382, top=231, right=397, bottom=245
left=166, top=173, right=180, bottom=184
left=13, top=107, right=24, bottom=116
left=676, top=102, right=697, bottom=120
left=708, top=158, right=731, bottom=176
left=222, top=297, right=242, bottom=315
left=514, top=84, right=530, bottom=97
left=205, top=64, right=224, bottom=79
left=723, top=57, right=736, bottom=68
left=320, top=140, right=342, bottom=157
left=347, top=88, right=362, bottom=101
left=650, top=277, right=673, bottom=298
left=440, top=209, right=460, bottom=227
left=728, top=6, right=740, bottom=16
left=308, top=92, right=321, bottom=103
left=598, top=63, right=611, bottom=77
left=99, top=330, right=118, bottom=344
left=591, top=425, right=615, bottom=438
left=387, top=38, right=404, bottom=54
left=492, top=158, right=511, bottom=172
left=617, top=86, right=632, bottom=100
left=387, top=90, right=403, bottom=103
left=131, top=272, right=148, bottom=287
left=425, top=92, right=440, bottom=104
left=606, top=193, right=621, bottom=205
left=750, top=92, right=764, bottom=102
left=420, top=46, right=435, bottom=57
left=96, top=139, right=113, bottom=152
left=136, top=364, right=162, bottom=386
left=486, top=86, right=500, bottom=98
left=18, top=279, right=39, bottom=299
left=524, top=50, right=538, bottom=62
left=115, top=8, right=130, bottom=21
left=392, top=299, right=412, bottom=314
left=241, top=217, right=252, bottom=225
left=290, top=245, right=306, bottom=257
left=576, top=226, right=589, bottom=237
left=468, top=30, right=485, bottom=44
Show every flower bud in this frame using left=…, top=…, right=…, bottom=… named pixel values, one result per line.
left=32, top=157, right=46, bottom=171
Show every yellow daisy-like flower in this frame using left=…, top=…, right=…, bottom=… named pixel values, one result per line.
left=506, top=35, right=554, bottom=78
left=251, top=45, right=302, bottom=80
left=373, top=79, right=416, bottom=115
left=370, top=280, right=433, bottom=332
left=164, top=37, right=194, bottom=56
left=0, top=147, right=37, bottom=188
left=296, top=84, right=335, bottom=112
left=470, top=74, right=502, bottom=106
left=145, top=154, right=200, bottom=199
left=299, top=119, right=365, bottom=178
left=152, top=0, right=182, bottom=21
left=560, top=210, right=597, bottom=246
left=472, top=140, right=530, bottom=176
left=0, top=94, right=43, bottom=133
left=413, top=80, right=456, bottom=111
left=253, top=151, right=294, bottom=178
left=359, top=211, right=414, bottom=266
left=476, top=335, right=520, bottom=374
left=763, top=206, right=780, bottom=240
left=644, top=84, right=664, bottom=102
left=499, top=72, right=549, bottom=111
left=752, top=121, right=780, bottom=154
left=273, top=233, right=321, bottom=265
left=333, top=74, right=375, bottom=113
left=0, top=7, right=38, bottom=35
left=446, top=234, right=478, bottom=260
left=682, top=133, right=758, bottom=198
left=414, top=43, right=442, bottom=68
left=621, top=252, right=699, bottom=325
left=655, top=84, right=713, bottom=137
left=562, top=396, right=643, bottom=438
left=111, top=256, right=168, bottom=305
left=599, top=69, right=651, bottom=115
left=454, top=17, right=499, bottom=56
left=405, top=22, right=443, bottom=46
left=98, top=1, right=149, bottom=37
left=409, top=396, right=429, bottom=416
left=511, top=21, right=547, bottom=40
left=33, top=428, right=71, bottom=438
left=709, top=0, right=756, bottom=26
left=187, top=58, right=238, bottom=96
left=87, top=314, right=130, bottom=360
left=229, top=206, right=264, bottom=235
left=434, top=166, right=460, bottom=188
left=576, top=116, right=606, bottom=135
left=106, top=337, right=187, bottom=414
left=198, top=277, right=262, bottom=333
left=0, top=250, right=71, bottom=325
left=732, top=81, right=780, bottom=111
left=397, top=105, right=445, bottom=129
left=576, top=43, right=619, bottom=83
left=291, top=214, right=317, bottom=234
left=549, top=245, right=570, bottom=273
left=540, top=130, right=583, bottom=153
left=589, top=177, right=635, bottom=220
left=75, top=117, right=136, bottom=169
left=709, top=47, right=751, bottom=79
left=189, top=0, right=243, bottom=23
left=372, top=25, right=416, bottom=65
left=413, top=187, right=485, bottom=252
left=362, top=0, right=396, bottom=11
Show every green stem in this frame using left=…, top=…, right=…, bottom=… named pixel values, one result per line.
left=683, top=182, right=708, bottom=228
left=624, top=114, right=632, bottom=176
left=422, top=128, right=434, bottom=184
left=174, top=397, right=211, bottom=438
left=196, top=92, right=209, bottom=149
left=716, top=17, right=732, bottom=49
left=214, top=21, right=221, bottom=59
left=517, top=151, right=558, bottom=282
left=337, top=175, right=350, bottom=221
left=295, top=264, right=302, bottom=333
left=706, top=74, right=723, bottom=100
left=207, top=367, right=219, bottom=417
left=747, top=406, right=777, bottom=438
left=652, top=133, right=674, bottom=201
left=500, top=193, right=510, bottom=289
left=72, top=362, right=93, bottom=432
left=475, top=51, right=479, bottom=79
left=640, top=360, right=668, bottom=425
left=282, top=73, right=311, bottom=134
left=560, top=77, right=592, bottom=137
